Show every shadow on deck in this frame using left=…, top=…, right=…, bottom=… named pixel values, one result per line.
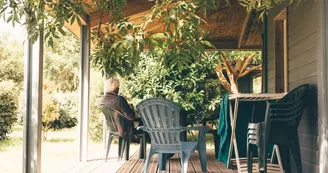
left=62, top=148, right=236, bottom=173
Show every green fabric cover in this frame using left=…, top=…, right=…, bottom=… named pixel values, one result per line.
left=217, top=95, right=268, bottom=166
left=217, top=94, right=230, bottom=165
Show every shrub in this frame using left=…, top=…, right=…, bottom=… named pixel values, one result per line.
left=53, top=93, right=78, bottom=130
left=51, top=113, right=78, bottom=130
left=42, top=92, right=79, bottom=140
left=0, top=80, right=19, bottom=140
left=42, top=94, right=60, bottom=140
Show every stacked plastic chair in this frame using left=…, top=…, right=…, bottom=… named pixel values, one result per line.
left=247, top=84, right=309, bottom=173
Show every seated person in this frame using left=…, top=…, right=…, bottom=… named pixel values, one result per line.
left=100, top=78, right=137, bottom=138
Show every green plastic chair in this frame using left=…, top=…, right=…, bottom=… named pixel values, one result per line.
left=136, top=98, right=209, bottom=173
left=100, top=106, right=146, bottom=162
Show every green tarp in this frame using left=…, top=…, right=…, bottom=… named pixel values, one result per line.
left=217, top=94, right=267, bottom=166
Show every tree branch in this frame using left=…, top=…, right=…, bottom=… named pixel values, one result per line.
left=240, top=53, right=255, bottom=73
left=216, top=59, right=232, bottom=93
left=235, top=58, right=243, bottom=74
left=239, top=65, right=262, bottom=77
left=219, top=51, right=236, bottom=77
left=216, top=71, right=232, bottom=93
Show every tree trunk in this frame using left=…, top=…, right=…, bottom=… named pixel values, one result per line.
left=231, top=79, right=239, bottom=94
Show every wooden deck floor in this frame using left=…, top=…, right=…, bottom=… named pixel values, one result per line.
left=117, top=148, right=236, bottom=173
left=62, top=147, right=236, bottom=173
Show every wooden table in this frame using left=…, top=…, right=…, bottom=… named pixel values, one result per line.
left=227, top=93, right=286, bottom=173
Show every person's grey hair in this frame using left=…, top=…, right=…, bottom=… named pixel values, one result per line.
left=106, top=78, right=120, bottom=93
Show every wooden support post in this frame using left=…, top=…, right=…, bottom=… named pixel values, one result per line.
left=78, top=16, right=91, bottom=162
left=103, top=79, right=108, bottom=149
left=319, top=0, right=328, bottom=172
left=262, top=15, right=268, bottom=93
left=22, top=29, right=44, bottom=173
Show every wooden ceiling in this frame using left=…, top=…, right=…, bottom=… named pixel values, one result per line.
left=65, top=0, right=263, bottom=50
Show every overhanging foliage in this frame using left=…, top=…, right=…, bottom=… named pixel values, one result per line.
left=0, top=0, right=301, bottom=76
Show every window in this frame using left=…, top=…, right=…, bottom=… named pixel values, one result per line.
left=274, top=8, right=288, bottom=93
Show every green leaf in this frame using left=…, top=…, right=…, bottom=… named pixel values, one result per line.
left=48, top=37, right=54, bottom=47
left=81, top=6, right=90, bottom=15
left=152, top=33, right=167, bottom=40
left=76, top=16, right=82, bottom=26
left=201, top=40, right=215, bottom=48
left=70, top=15, right=75, bottom=25
left=58, top=28, right=66, bottom=36
left=83, top=2, right=92, bottom=9
left=6, top=15, right=13, bottom=23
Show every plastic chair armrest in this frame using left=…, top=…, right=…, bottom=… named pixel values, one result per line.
left=201, top=115, right=220, bottom=126
left=186, top=126, right=209, bottom=144
left=136, top=126, right=144, bottom=130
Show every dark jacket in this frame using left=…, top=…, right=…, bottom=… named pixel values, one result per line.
left=100, top=92, right=135, bottom=137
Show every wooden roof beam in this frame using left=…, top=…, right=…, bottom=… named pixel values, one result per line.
left=238, top=10, right=256, bottom=49
left=209, top=41, right=261, bottom=50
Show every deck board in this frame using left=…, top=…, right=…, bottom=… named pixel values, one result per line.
left=116, top=150, right=139, bottom=173
left=62, top=148, right=236, bottom=173
left=207, top=149, right=236, bottom=173
left=189, top=152, right=204, bottom=173
left=171, top=154, right=181, bottom=173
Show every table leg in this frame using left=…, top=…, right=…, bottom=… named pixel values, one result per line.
left=227, top=101, right=234, bottom=168
left=227, top=98, right=241, bottom=173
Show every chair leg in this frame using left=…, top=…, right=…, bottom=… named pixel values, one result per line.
left=125, top=137, right=130, bottom=161
left=143, top=133, right=147, bottom=159
left=213, top=133, right=220, bottom=159
left=199, top=150, right=207, bottom=173
left=158, top=153, right=168, bottom=170
left=257, top=123, right=267, bottom=173
left=247, top=144, right=253, bottom=173
left=279, top=144, right=291, bottom=173
left=180, top=152, right=191, bottom=173
left=143, top=147, right=155, bottom=173
left=118, top=137, right=123, bottom=161
left=120, top=137, right=127, bottom=161
left=139, top=133, right=146, bottom=159
left=105, top=133, right=113, bottom=162
left=289, top=136, right=302, bottom=173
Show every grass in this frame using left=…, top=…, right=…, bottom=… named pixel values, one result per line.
left=0, top=124, right=77, bottom=151
left=0, top=137, right=23, bottom=152
left=0, top=124, right=112, bottom=173
left=46, top=138, right=76, bottom=143
left=11, top=125, right=23, bottom=131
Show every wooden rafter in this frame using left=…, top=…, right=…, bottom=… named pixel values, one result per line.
left=238, top=10, right=256, bottom=49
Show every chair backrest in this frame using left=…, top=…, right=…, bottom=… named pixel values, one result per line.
left=136, top=98, right=181, bottom=145
left=100, top=106, right=127, bottom=136
left=269, top=84, right=310, bottom=126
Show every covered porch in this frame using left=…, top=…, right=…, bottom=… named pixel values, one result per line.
left=23, top=1, right=264, bottom=172
left=19, top=0, right=328, bottom=172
